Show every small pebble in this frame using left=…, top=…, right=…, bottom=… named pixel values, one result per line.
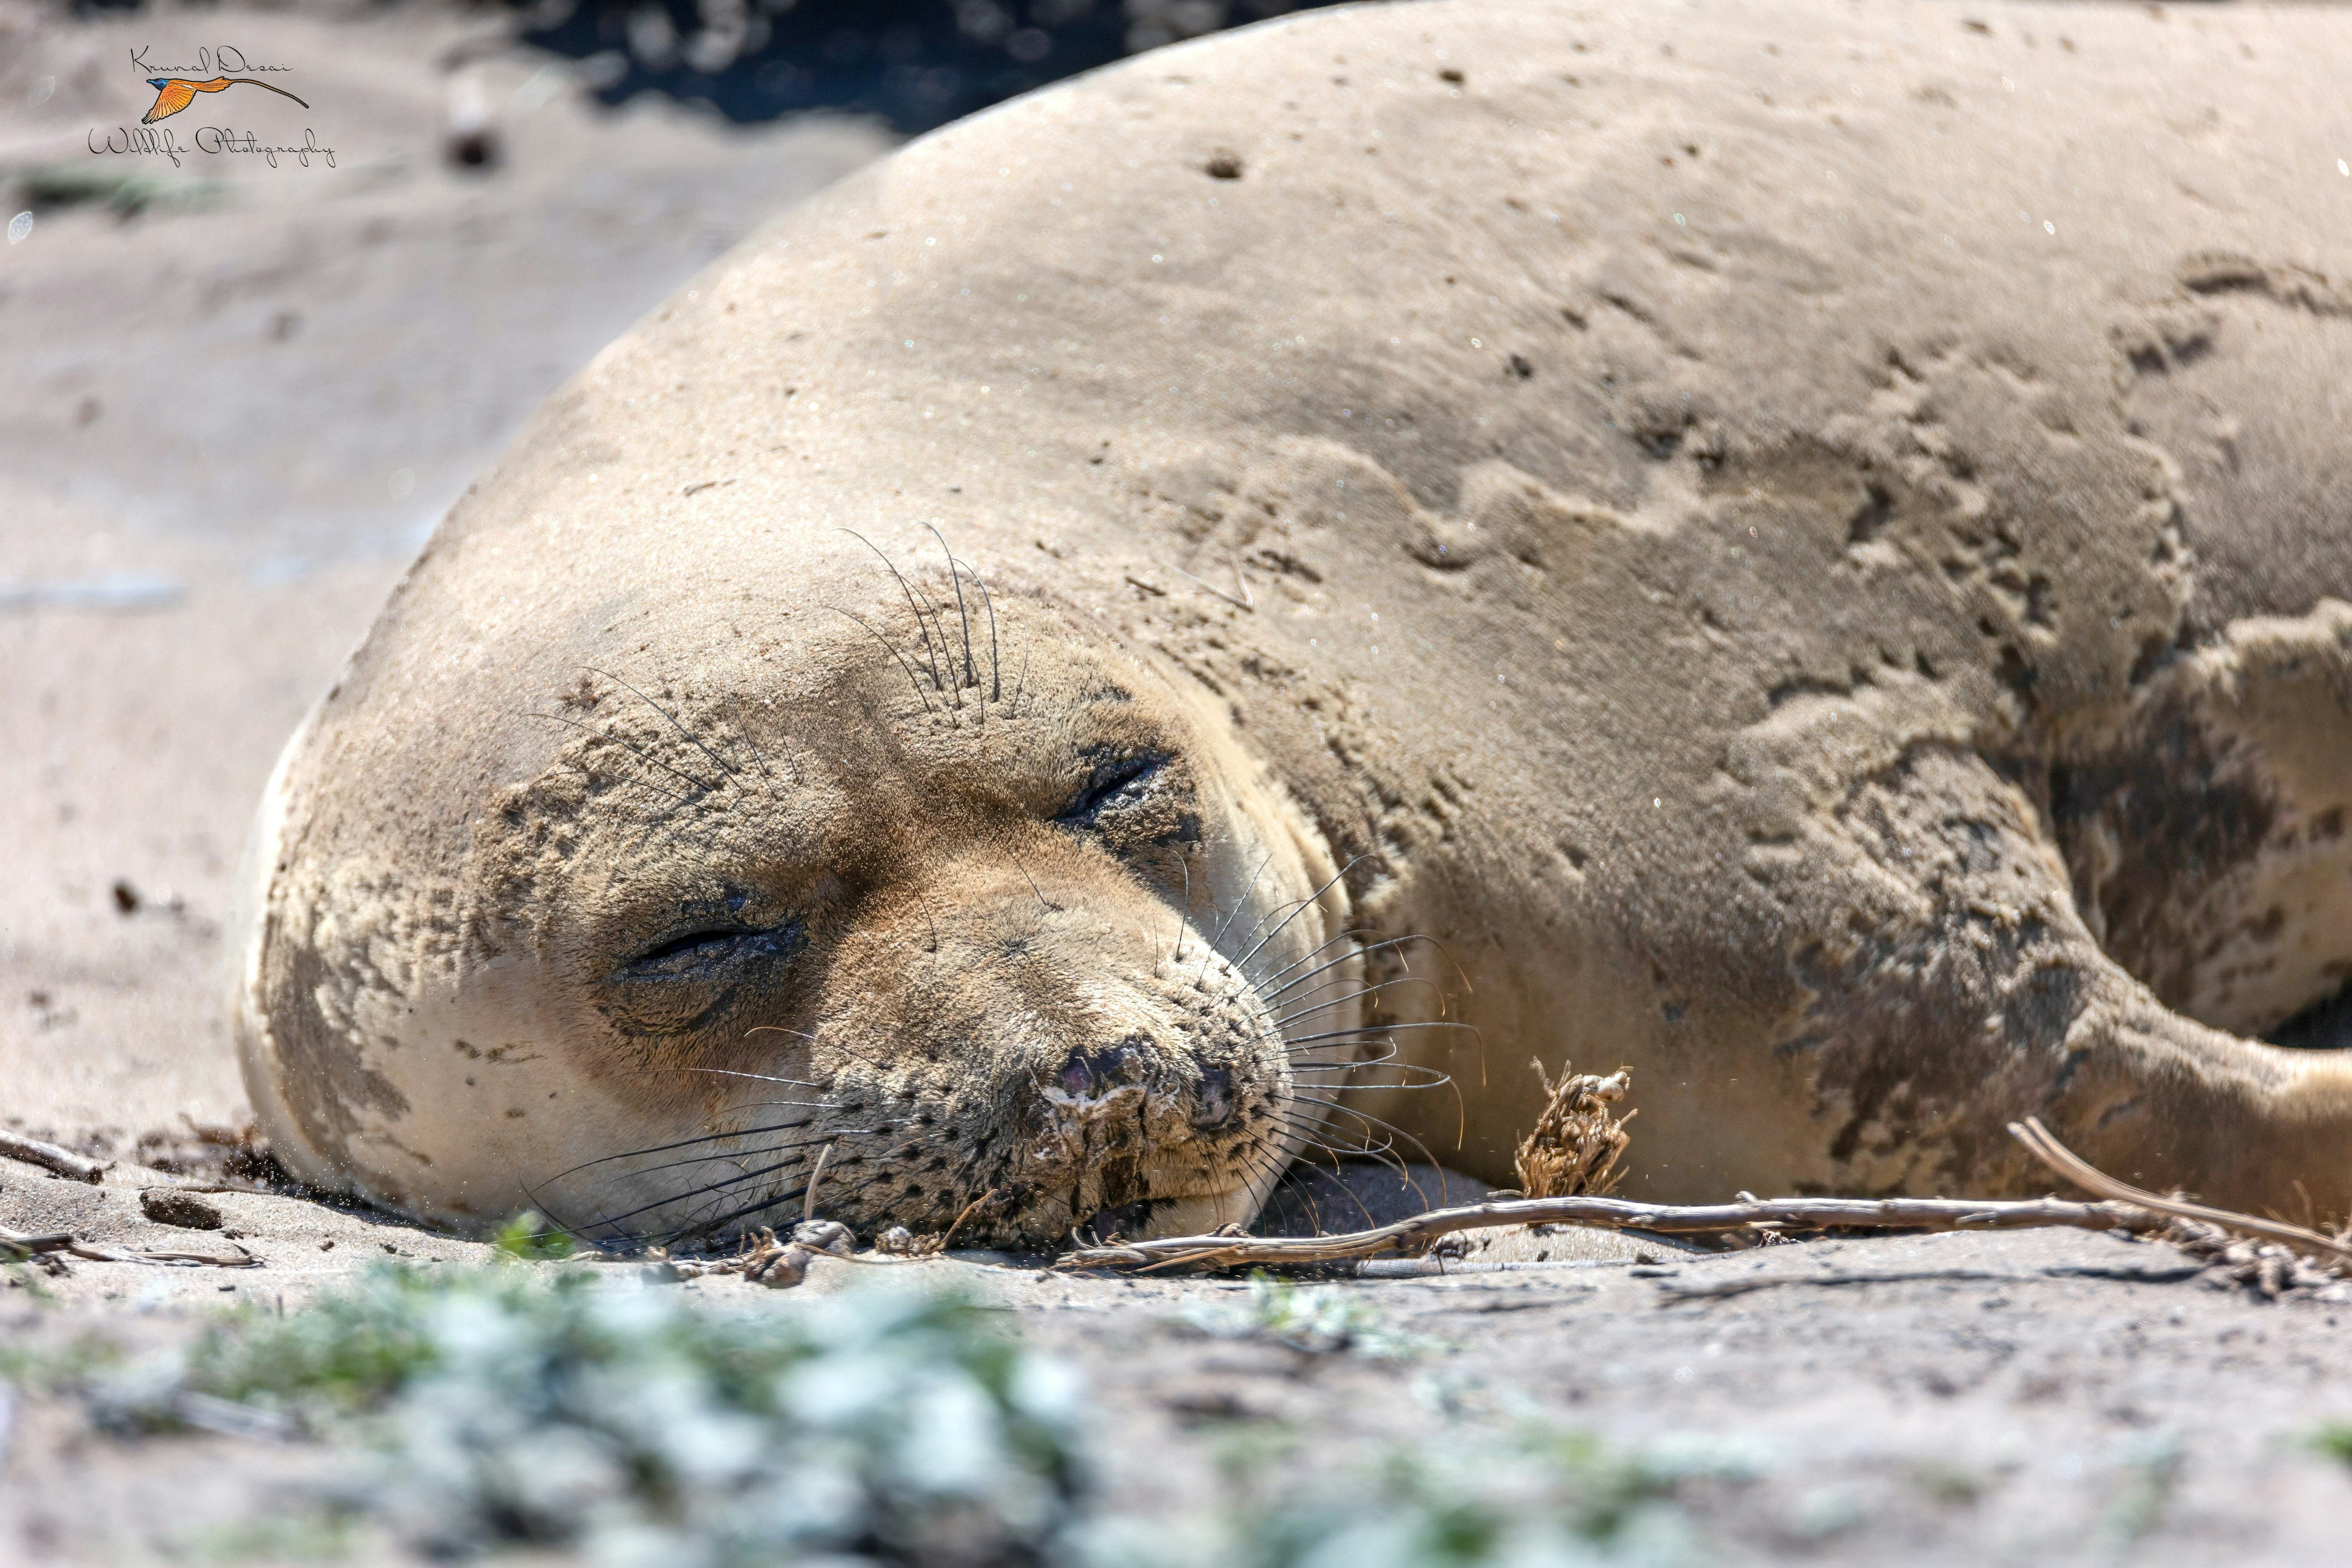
left=140, top=1189, right=223, bottom=1231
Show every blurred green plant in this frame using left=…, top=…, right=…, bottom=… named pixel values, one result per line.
left=2310, top=1423, right=2352, bottom=1466
left=489, top=1209, right=577, bottom=1262
left=1235, top=1425, right=1758, bottom=1568
left=26, top=1259, right=1763, bottom=1567
left=93, top=1265, right=1090, bottom=1565
left=1178, top=1272, right=1441, bottom=1359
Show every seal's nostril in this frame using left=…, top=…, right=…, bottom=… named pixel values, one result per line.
left=1056, top=1037, right=1152, bottom=1101
left=1193, top=1065, right=1236, bottom=1129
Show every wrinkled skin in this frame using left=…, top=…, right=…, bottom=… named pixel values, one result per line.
left=240, top=0, right=2352, bottom=1241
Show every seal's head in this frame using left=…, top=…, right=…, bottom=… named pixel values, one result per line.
left=236, top=544, right=1359, bottom=1248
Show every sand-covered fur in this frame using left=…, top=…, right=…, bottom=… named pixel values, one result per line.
left=239, top=0, right=2352, bottom=1239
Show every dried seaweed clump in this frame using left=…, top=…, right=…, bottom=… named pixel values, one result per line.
left=1513, top=1060, right=1635, bottom=1201
left=2160, top=1219, right=2348, bottom=1299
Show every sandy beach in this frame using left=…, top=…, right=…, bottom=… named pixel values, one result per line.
left=8, top=2, right=2352, bottom=1562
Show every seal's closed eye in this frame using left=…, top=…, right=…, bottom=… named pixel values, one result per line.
left=617, top=921, right=805, bottom=983
left=600, top=916, right=809, bottom=1039
left=1056, top=752, right=1167, bottom=829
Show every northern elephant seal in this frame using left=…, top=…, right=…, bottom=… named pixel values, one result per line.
left=236, top=0, right=2352, bottom=1242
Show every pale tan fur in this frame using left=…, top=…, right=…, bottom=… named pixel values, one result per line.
left=239, top=0, right=2352, bottom=1237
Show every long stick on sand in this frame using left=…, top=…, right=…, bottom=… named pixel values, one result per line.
left=1056, top=1118, right=2352, bottom=1274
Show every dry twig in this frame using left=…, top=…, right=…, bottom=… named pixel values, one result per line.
left=0, top=1224, right=255, bottom=1267
left=0, top=1129, right=107, bottom=1183
left=1055, top=1119, right=2352, bottom=1278
left=2008, top=1117, right=2352, bottom=1265
left=1055, top=1191, right=2167, bottom=1272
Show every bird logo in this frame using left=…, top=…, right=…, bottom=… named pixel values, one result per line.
left=140, top=77, right=309, bottom=126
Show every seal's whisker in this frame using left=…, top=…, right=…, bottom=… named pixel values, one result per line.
left=677, top=1139, right=924, bottom=1241
left=1230, top=856, right=1365, bottom=974
left=1246, top=928, right=1380, bottom=995
left=1255, top=933, right=1441, bottom=1001
left=723, top=695, right=787, bottom=797
left=1265, top=967, right=1401, bottom=1016
left=1233, top=1124, right=1291, bottom=1184
left=545, top=756, right=688, bottom=809
left=605, top=1142, right=826, bottom=1189
left=1222, top=892, right=1316, bottom=974
left=1287, top=1093, right=1447, bottom=1180
left=1283, top=1043, right=1374, bottom=1061
left=842, top=529, right=948, bottom=692
left=708, top=1102, right=837, bottom=1123
left=1196, top=849, right=1275, bottom=984
left=645, top=1178, right=807, bottom=1247
left=1017, top=857, right=1062, bottom=914
left=1273, top=1133, right=1411, bottom=1195
left=1172, top=855, right=1196, bottom=962
left=1009, top=625, right=1033, bottom=715
left=1269, top=1099, right=1382, bottom=1142
left=1289, top=1036, right=1408, bottom=1070
left=523, top=710, right=718, bottom=796
left=966, top=558, right=1002, bottom=701
left=685, top=1061, right=824, bottom=1082
left=739, top=1027, right=823, bottom=1046
left=511, top=1171, right=593, bottom=1245
left=1277, top=1146, right=1383, bottom=1232
left=908, top=576, right=962, bottom=707
left=582, top=665, right=742, bottom=783
left=1221, top=1142, right=1313, bottom=1234
left=1268, top=1110, right=1410, bottom=1178
left=1289, top=1052, right=1450, bottom=1082
left=1262, top=1163, right=1334, bottom=1237
left=1297, top=1058, right=1455, bottom=1088
left=549, top=1123, right=873, bottom=1186
left=590, top=1137, right=877, bottom=1231
left=673, top=1179, right=831, bottom=1245
left=827, top=607, right=937, bottom=713
left=923, top=522, right=979, bottom=691
left=1284, top=1021, right=1481, bottom=1047
left=1260, top=935, right=1477, bottom=1035
left=1273, top=975, right=1444, bottom=1028
left=1264, top=1162, right=1329, bottom=1236
left=1265, top=1101, right=1372, bottom=1148
left=1194, top=832, right=1292, bottom=961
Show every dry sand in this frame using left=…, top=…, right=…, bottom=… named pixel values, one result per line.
left=4, top=2, right=2352, bottom=1562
